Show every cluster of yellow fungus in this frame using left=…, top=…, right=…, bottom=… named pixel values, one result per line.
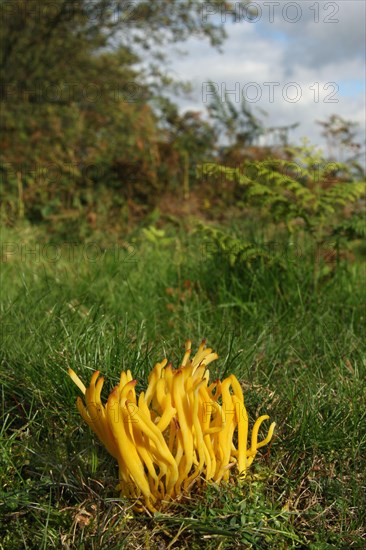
left=68, top=340, right=275, bottom=512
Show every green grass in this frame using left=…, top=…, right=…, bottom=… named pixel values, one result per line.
left=1, top=221, right=365, bottom=549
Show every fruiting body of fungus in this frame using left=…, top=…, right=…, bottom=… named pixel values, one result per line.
left=68, top=340, right=275, bottom=512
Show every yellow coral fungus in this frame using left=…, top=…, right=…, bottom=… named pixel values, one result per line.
left=68, top=340, right=275, bottom=512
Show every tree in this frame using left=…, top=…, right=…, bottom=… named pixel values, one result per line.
left=205, top=80, right=265, bottom=149
left=0, top=1, right=250, bottom=224
left=317, top=115, right=364, bottom=164
left=156, top=98, right=217, bottom=197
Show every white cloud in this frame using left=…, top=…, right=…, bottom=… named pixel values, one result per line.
left=166, top=0, right=366, bottom=154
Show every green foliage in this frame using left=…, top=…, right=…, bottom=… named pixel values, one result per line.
left=201, top=142, right=365, bottom=239
left=332, top=212, right=366, bottom=240
left=197, top=223, right=286, bottom=270
left=141, top=224, right=175, bottom=246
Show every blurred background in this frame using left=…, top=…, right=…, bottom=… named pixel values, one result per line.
left=1, top=0, right=365, bottom=239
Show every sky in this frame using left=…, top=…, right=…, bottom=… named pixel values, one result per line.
left=166, top=0, right=366, bottom=156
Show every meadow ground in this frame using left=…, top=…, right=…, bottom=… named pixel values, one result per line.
left=1, top=220, right=365, bottom=549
